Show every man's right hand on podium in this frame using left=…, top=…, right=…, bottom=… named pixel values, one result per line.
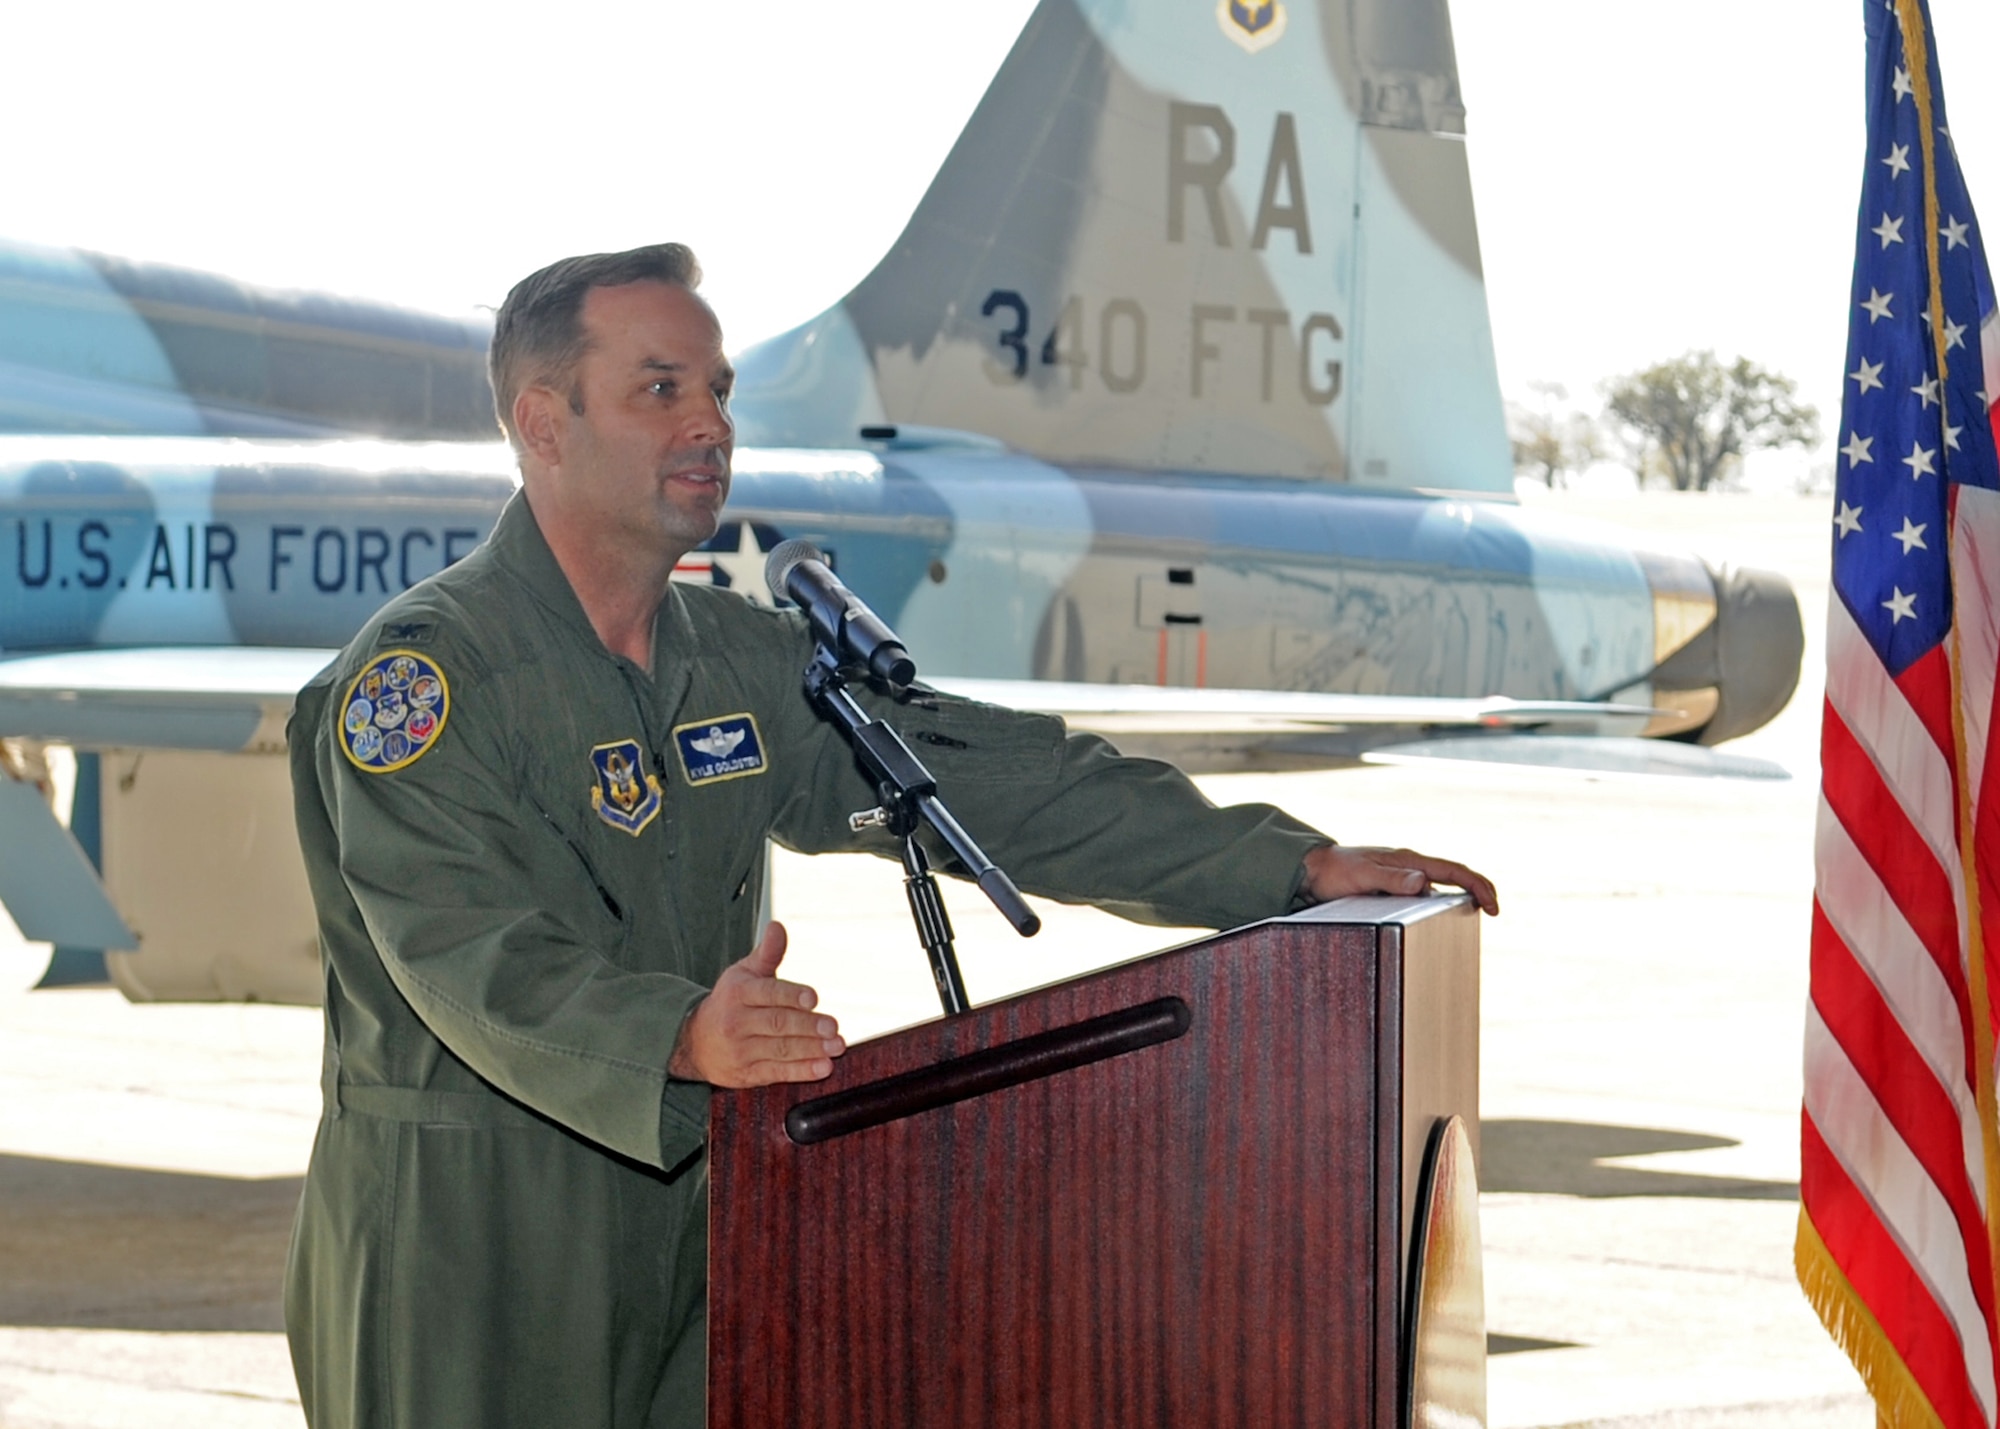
left=1300, top=844, right=1500, bottom=916
left=668, top=921, right=848, bottom=1087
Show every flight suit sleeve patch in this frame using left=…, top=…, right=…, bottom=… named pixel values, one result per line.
left=672, top=713, right=767, bottom=785
left=339, top=650, right=450, bottom=774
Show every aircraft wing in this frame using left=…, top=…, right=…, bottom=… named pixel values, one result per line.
left=0, top=652, right=1786, bottom=779
left=925, top=677, right=1788, bottom=779
left=926, top=677, right=1660, bottom=735
left=0, top=646, right=337, bottom=752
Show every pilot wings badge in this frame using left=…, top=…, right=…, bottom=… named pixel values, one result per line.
left=672, top=712, right=767, bottom=786
left=589, top=739, right=664, bottom=836
left=1218, top=0, right=1286, bottom=53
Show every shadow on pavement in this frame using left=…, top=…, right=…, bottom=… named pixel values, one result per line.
left=0, top=1152, right=299, bottom=1331
left=1488, top=1332, right=1580, bottom=1355
left=1480, top=1120, right=1798, bottom=1200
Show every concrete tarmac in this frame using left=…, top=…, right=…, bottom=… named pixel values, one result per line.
left=0, top=486, right=1869, bottom=1426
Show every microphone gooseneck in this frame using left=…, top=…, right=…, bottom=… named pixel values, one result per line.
left=770, top=538, right=1041, bottom=1015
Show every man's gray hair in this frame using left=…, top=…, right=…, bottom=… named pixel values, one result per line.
left=488, top=243, right=703, bottom=451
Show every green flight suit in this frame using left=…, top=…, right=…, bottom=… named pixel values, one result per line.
left=285, top=492, right=1328, bottom=1429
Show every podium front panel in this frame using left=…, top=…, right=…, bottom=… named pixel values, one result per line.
left=710, top=905, right=1476, bottom=1429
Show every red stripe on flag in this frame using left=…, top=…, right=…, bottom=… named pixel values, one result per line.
left=1823, top=703, right=1968, bottom=998
left=1804, top=1114, right=1989, bottom=1429
left=1965, top=508, right=2000, bottom=1042
left=1812, top=902, right=1995, bottom=1327
left=1896, top=644, right=1962, bottom=792
left=1982, top=800, right=2000, bottom=1041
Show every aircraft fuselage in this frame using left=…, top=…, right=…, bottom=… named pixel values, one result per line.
left=0, top=436, right=1667, bottom=728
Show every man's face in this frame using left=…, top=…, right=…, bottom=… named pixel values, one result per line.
left=547, top=280, right=735, bottom=561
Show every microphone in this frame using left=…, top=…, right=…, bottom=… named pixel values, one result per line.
left=765, top=538, right=917, bottom=687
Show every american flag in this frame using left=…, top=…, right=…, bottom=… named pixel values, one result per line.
left=1798, top=2, right=2000, bottom=1423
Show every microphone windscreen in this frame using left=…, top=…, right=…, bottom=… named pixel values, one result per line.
left=764, top=538, right=826, bottom=604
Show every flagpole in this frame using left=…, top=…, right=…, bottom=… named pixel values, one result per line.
left=1895, top=0, right=2000, bottom=1340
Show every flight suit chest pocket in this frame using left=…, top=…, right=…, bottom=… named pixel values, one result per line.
left=666, top=754, right=769, bottom=899
left=524, top=789, right=630, bottom=935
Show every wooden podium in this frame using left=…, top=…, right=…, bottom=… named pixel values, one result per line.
left=708, top=894, right=1480, bottom=1428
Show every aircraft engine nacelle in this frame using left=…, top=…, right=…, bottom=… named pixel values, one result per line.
left=98, top=749, right=321, bottom=1004
left=1637, top=556, right=1804, bottom=747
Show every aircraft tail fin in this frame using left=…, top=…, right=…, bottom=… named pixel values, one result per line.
left=734, top=0, right=1511, bottom=493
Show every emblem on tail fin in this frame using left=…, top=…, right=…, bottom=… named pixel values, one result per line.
left=1218, top=0, right=1286, bottom=53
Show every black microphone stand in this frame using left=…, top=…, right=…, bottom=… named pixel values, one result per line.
left=800, top=644, right=1040, bottom=1016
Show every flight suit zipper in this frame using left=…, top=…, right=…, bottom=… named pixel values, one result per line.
left=614, top=655, right=676, bottom=857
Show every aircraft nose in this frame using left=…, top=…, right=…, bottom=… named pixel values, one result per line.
left=1651, top=562, right=1805, bottom=746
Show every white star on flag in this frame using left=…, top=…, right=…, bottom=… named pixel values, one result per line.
left=1944, top=214, right=1970, bottom=249
left=1835, top=502, right=1864, bottom=538
left=1884, top=142, right=1912, bottom=177
left=1851, top=357, right=1886, bottom=393
left=1892, top=517, right=1929, bottom=554
left=1841, top=432, right=1875, bottom=467
left=1893, top=64, right=1913, bottom=99
left=1913, top=376, right=1941, bottom=409
left=1946, top=422, right=1964, bottom=451
left=1903, top=440, right=1938, bottom=478
left=1883, top=586, right=1918, bottom=622
left=1862, top=288, right=1895, bottom=322
left=1944, top=316, right=1967, bottom=349
left=1873, top=213, right=1906, bottom=247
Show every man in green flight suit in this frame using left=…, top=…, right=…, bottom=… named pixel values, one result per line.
left=284, top=242, right=1498, bottom=1428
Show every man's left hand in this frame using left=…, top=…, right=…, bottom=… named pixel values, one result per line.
left=1300, top=844, right=1499, bottom=915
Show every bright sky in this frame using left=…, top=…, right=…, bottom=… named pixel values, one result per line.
left=6, top=0, right=1995, bottom=466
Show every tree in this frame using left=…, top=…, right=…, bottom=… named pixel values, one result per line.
left=1603, top=351, right=1820, bottom=492
left=1507, top=380, right=1605, bottom=488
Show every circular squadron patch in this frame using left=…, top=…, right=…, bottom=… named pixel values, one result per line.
left=340, top=649, right=450, bottom=774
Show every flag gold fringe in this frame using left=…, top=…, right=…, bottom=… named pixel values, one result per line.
left=1897, top=0, right=2000, bottom=1327
left=1797, top=1206, right=1947, bottom=1429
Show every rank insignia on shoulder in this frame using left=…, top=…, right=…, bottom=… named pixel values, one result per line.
left=378, top=620, right=435, bottom=645
left=340, top=650, right=449, bottom=774
left=590, top=739, right=664, bottom=836
left=673, top=713, right=767, bottom=786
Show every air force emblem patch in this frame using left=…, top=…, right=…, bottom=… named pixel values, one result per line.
left=673, top=713, right=767, bottom=786
left=1218, top=0, right=1286, bottom=52
left=590, top=740, right=664, bottom=836
left=340, top=649, right=449, bottom=773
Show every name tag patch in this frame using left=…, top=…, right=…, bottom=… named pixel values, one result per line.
left=590, top=739, right=663, bottom=836
left=340, top=650, right=449, bottom=774
left=673, top=713, right=767, bottom=786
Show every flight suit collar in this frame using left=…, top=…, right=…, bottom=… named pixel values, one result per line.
left=487, top=490, right=698, bottom=721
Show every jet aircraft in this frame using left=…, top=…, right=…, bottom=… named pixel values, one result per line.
left=0, top=0, right=1804, bottom=1004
